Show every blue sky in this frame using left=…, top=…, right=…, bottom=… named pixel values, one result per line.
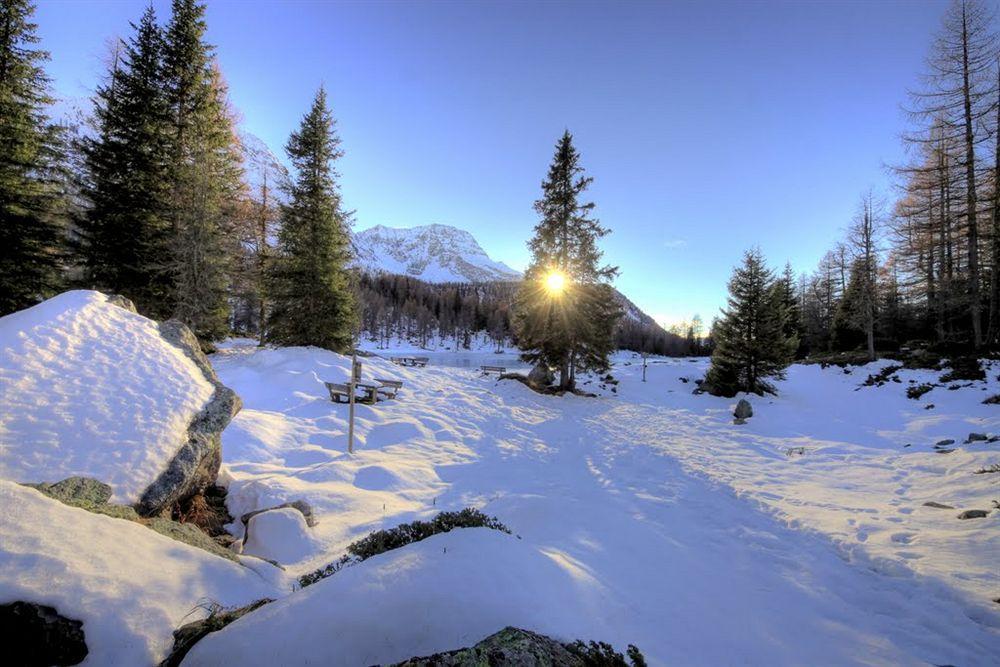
left=37, top=0, right=948, bottom=328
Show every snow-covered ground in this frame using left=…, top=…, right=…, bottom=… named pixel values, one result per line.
left=203, top=341, right=1000, bottom=665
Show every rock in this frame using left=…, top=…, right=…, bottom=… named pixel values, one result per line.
left=0, top=601, right=88, bottom=666
left=734, top=399, right=753, bottom=420
left=527, top=363, right=555, bottom=388
left=957, top=509, right=990, bottom=520
left=27, top=476, right=112, bottom=506
left=145, top=518, right=238, bottom=562
left=136, top=320, right=242, bottom=516
left=242, top=507, right=317, bottom=564
left=25, top=477, right=140, bottom=521
left=104, top=294, right=137, bottom=312
left=966, top=432, right=988, bottom=443
left=922, top=501, right=954, bottom=509
left=392, top=626, right=645, bottom=667
left=934, top=439, right=955, bottom=447
left=983, top=394, right=1000, bottom=405
left=240, top=500, right=316, bottom=534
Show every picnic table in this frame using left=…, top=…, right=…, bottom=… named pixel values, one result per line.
left=480, top=365, right=506, bottom=375
left=325, top=378, right=403, bottom=405
left=373, top=378, right=403, bottom=399
left=390, top=356, right=429, bottom=367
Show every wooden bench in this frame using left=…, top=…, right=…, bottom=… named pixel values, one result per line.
left=412, top=357, right=429, bottom=367
left=480, top=365, right=506, bottom=375
left=374, top=378, right=403, bottom=399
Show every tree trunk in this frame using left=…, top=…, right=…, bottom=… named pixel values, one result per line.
left=960, top=2, right=983, bottom=347
left=988, top=59, right=1000, bottom=345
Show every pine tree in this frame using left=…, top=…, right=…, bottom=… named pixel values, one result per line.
left=513, top=131, right=621, bottom=390
left=777, top=262, right=801, bottom=345
left=266, top=87, right=357, bottom=351
left=80, top=7, right=173, bottom=317
left=162, top=0, right=242, bottom=340
left=704, top=249, right=796, bottom=396
left=0, top=0, right=67, bottom=315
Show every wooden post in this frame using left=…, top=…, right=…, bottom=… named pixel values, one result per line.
left=642, top=351, right=647, bottom=382
left=348, top=352, right=357, bottom=454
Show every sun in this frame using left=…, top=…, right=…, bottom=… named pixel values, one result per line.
left=544, top=270, right=567, bottom=295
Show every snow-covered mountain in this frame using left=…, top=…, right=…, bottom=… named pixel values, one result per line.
left=352, top=224, right=522, bottom=283
left=239, top=129, right=291, bottom=201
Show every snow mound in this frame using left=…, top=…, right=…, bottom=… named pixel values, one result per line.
left=243, top=507, right=320, bottom=565
left=184, top=528, right=601, bottom=666
left=0, top=291, right=214, bottom=503
left=0, top=481, right=283, bottom=665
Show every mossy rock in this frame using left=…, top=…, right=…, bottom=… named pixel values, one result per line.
left=23, top=477, right=235, bottom=561
left=145, top=518, right=238, bottom=561
left=27, top=476, right=112, bottom=507
left=392, top=627, right=646, bottom=667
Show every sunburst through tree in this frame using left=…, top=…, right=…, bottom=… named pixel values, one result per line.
left=513, top=131, right=621, bottom=391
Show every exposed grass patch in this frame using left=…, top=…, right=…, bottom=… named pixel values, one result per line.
left=299, top=508, right=511, bottom=588
left=159, top=598, right=273, bottom=667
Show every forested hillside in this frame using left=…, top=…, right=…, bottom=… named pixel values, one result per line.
left=350, top=272, right=690, bottom=355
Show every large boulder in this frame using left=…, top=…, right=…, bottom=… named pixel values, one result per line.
left=136, top=320, right=242, bottom=516
left=528, top=363, right=555, bottom=388
left=0, top=291, right=240, bottom=516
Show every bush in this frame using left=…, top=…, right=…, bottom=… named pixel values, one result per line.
left=940, top=356, right=985, bottom=382
left=299, top=508, right=511, bottom=588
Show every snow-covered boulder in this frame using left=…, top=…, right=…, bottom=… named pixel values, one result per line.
left=0, top=481, right=283, bottom=665
left=0, top=290, right=240, bottom=514
left=242, top=506, right=320, bottom=565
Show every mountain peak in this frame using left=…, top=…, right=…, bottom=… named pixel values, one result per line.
left=352, top=224, right=521, bottom=283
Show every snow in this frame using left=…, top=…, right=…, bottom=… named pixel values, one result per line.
left=202, top=342, right=999, bottom=665
left=0, top=480, right=286, bottom=666
left=352, top=223, right=521, bottom=283
left=0, top=290, right=214, bottom=503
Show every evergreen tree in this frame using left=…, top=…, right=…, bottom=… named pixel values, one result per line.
left=80, top=7, right=173, bottom=317
left=267, top=87, right=357, bottom=351
left=704, top=249, right=796, bottom=396
left=513, top=131, right=621, bottom=389
left=162, top=0, right=242, bottom=340
left=0, top=0, right=67, bottom=315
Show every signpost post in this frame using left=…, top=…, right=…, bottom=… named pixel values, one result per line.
left=348, top=352, right=358, bottom=454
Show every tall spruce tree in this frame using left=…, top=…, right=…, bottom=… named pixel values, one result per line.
left=0, top=0, right=66, bottom=315
left=705, top=249, right=797, bottom=396
left=513, top=131, right=621, bottom=390
left=162, top=0, right=242, bottom=340
left=80, top=7, right=173, bottom=317
left=267, top=87, right=356, bottom=351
